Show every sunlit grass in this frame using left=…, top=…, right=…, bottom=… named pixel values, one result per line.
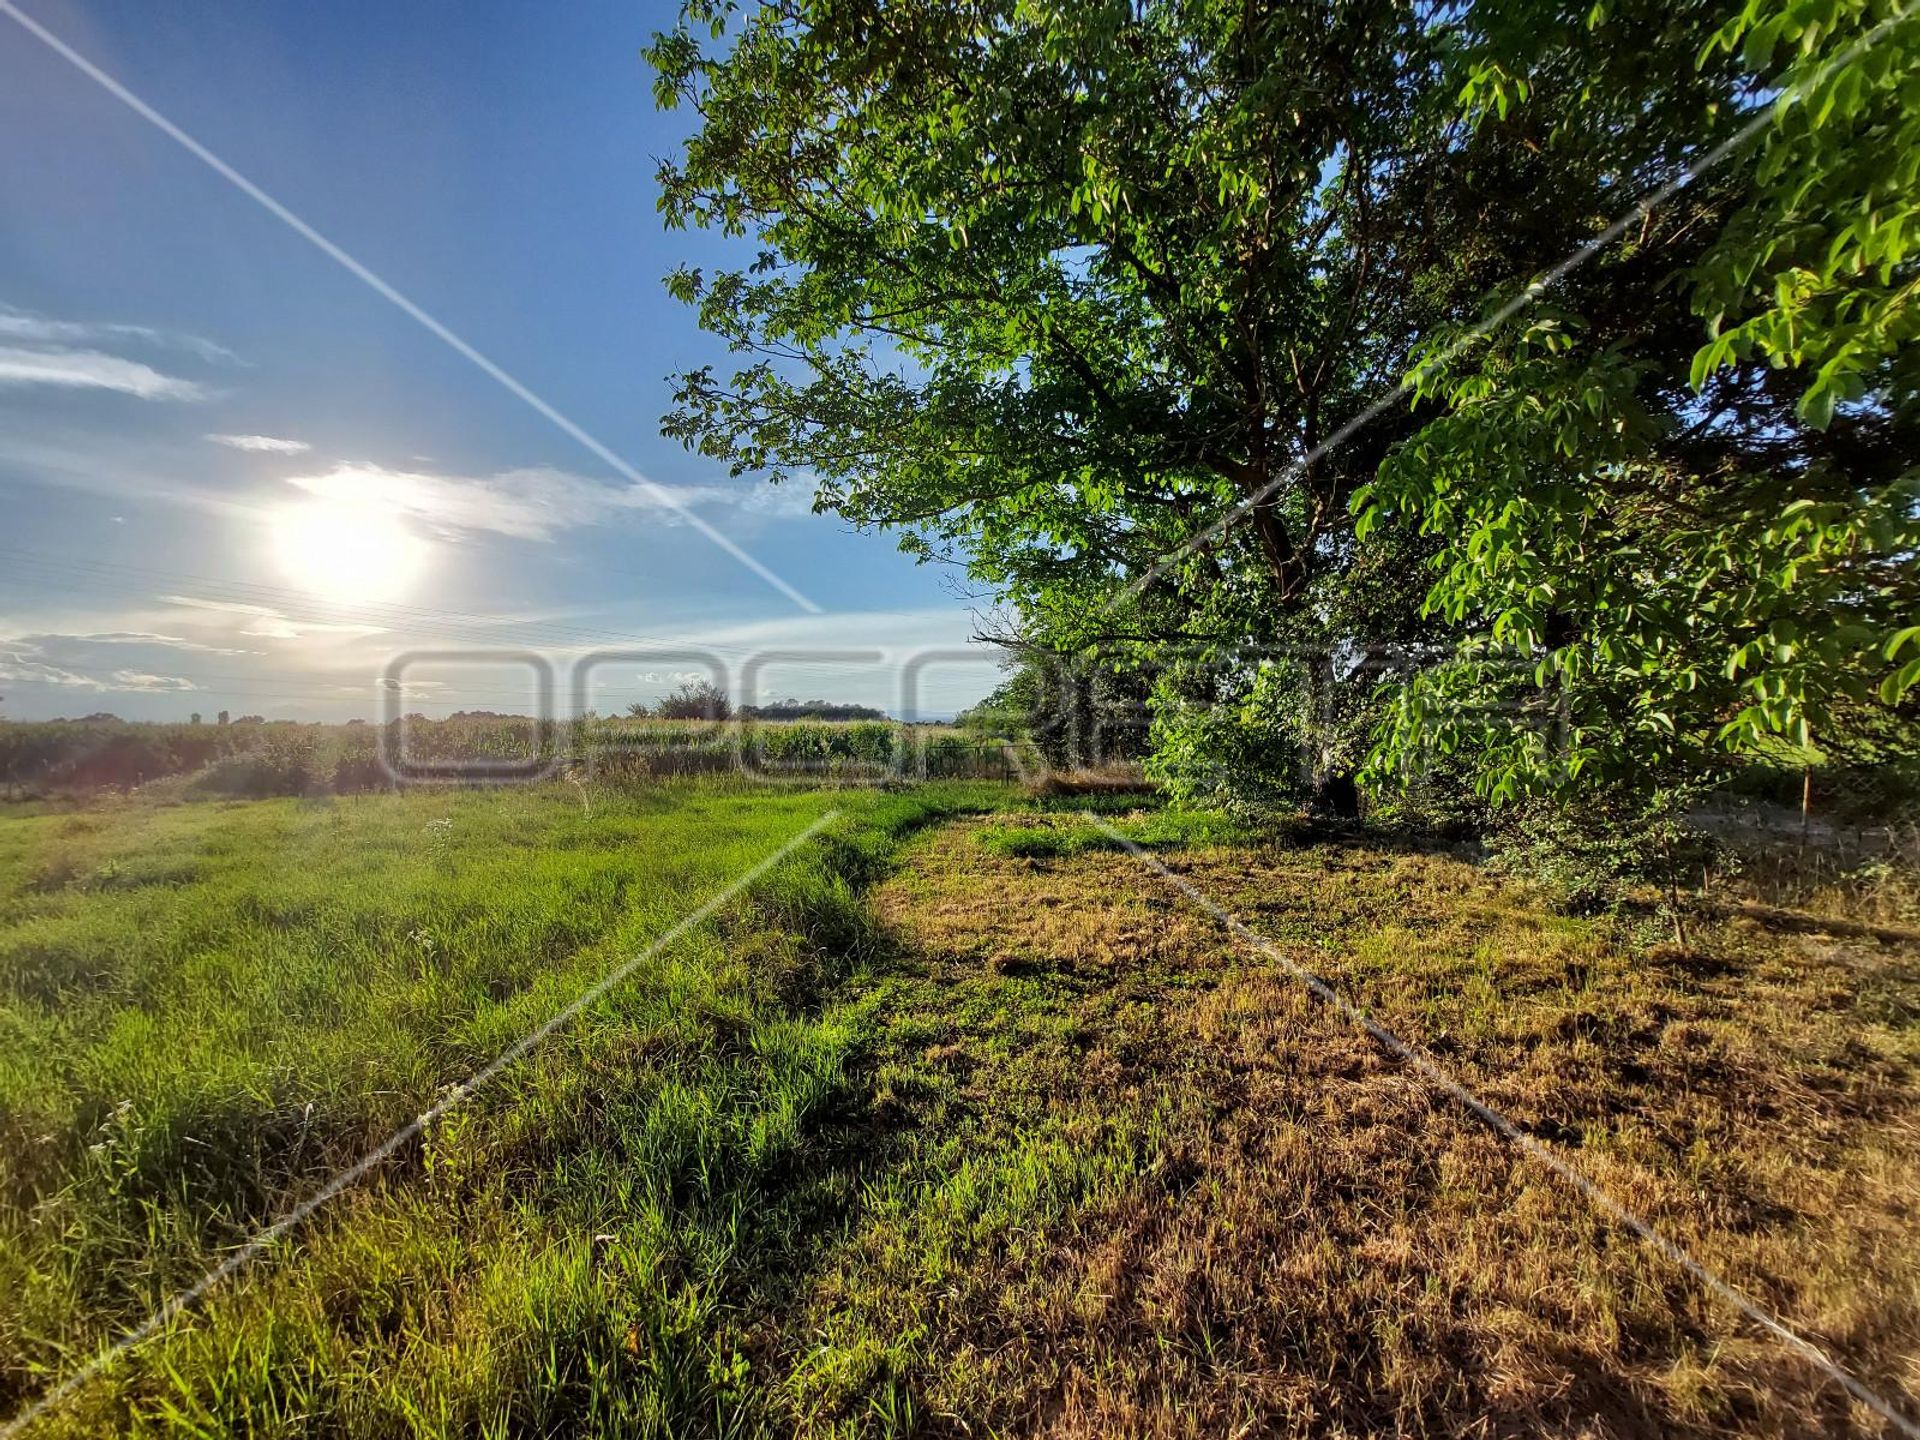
left=817, top=818, right=1920, bottom=1436
left=3, top=790, right=1915, bottom=1436
left=0, top=781, right=1004, bottom=1436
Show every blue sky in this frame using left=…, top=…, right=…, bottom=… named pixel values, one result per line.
left=0, top=0, right=1003, bottom=721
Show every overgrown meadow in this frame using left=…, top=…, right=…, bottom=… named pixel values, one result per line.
left=0, top=717, right=1020, bottom=798
left=0, top=781, right=1005, bottom=1436
left=1, top=772, right=1916, bottom=1437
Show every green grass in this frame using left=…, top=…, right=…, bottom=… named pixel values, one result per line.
left=3, top=786, right=1916, bottom=1437
left=0, top=780, right=1005, bottom=1437
left=973, top=807, right=1253, bottom=859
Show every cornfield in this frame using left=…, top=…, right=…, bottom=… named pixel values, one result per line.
left=0, top=716, right=1023, bottom=797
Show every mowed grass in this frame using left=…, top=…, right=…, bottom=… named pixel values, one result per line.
left=0, top=781, right=1003, bottom=1436
left=3, top=791, right=1917, bottom=1437
left=784, top=815, right=1920, bottom=1437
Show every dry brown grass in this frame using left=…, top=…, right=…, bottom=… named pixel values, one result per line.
left=775, top=815, right=1920, bottom=1437
left=1021, top=763, right=1153, bottom=799
left=1724, top=823, right=1920, bottom=932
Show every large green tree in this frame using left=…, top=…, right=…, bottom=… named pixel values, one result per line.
left=1360, top=0, right=1920, bottom=801
left=648, top=0, right=1469, bottom=624
left=649, top=0, right=1919, bottom=808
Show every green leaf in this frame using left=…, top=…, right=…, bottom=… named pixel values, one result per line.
left=1797, top=382, right=1835, bottom=430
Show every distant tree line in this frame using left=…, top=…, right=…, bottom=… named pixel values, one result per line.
left=740, top=697, right=888, bottom=722
left=622, top=682, right=886, bottom=723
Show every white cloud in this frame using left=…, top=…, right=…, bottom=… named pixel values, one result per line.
left=279, top=462, right=817, bottom=542
left=674, top=605, right=981, bottom=653
left=0, top=433, right=265, bottom=521
left=237, top=618, right=304, bottom=639
left=0, top=641, right=195, bottom=693
left=0, top=595, right=996, bottom=718
left=0, top=303, right=235, bottom=363
left=0, top=345, right=208, bottom=401
left=0, top=305, right=228, bottom=406
left=284, top=463, right=632, bottom=541
left=0, top=647, right=103, bottom=689
left=15, top=629, right=256, bottom=655
left=109, top=670, right=198, bottom=692
left=207, top=432, right=310, bottom=454
left=155, top=596, right=282, bottom=619
left=650, top=475, right=821, bottom=522
left=157, top=594, right=386, bottom=640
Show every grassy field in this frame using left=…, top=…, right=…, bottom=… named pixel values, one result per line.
left=1, top=786, right=1916, bottom=1436
left=0, top=716, right=1019, bottom=797
left=0, top=781, right=1002, bottom=1436
left=830, top=814, right=1920, bottom=1435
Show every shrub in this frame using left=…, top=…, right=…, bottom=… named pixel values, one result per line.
left=193, top=741, right=316, bottom=798
left=1485, top=782, right=1716, bottom=918
left=656, top=681, right=732, bottom=721
left=330, top=755, right=393, bottom=794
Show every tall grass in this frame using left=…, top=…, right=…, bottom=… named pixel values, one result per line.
left=0, top=717, right=1021, bottom=797
left=0, top=780, right=1003, bottom=1437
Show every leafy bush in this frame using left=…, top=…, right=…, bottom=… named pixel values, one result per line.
left=192, top=741, right=317, bottom=798
left=655, top=680, right=732, bottom=721
left=1145, top=662, right=1313, bottom=817
left=1484, top=783, right=1715, bottom=916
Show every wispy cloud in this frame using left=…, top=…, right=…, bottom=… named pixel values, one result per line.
left=281, top=462, right=816, bottom=542
left=0, top=304, right=229, bottom=405
left=665, top=605, right=980, bottom=653
left=109, top=670, right=198, bottom=692
left=652, top=476, right=820, bottom=522
left=0, top=640, right=196, bottom=692
left=0, top=433, right=271, bottom=522
left=0, top=344, right=208, bottom=400
left=207, top=432, right=310, bottom=454
left=284, top=463, right=616, bottom=540
left=15, top=629, right=256, bottom=656
left=0, top=646, right=101, bottom=689
left=0, top=302, right=236, bottom=363
left=157, top=595, right=385, bottom=639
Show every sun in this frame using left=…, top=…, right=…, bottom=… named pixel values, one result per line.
left=270, top=497, right=428, bottom=604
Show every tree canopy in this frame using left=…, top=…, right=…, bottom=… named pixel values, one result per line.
left=1359, top=0, right=1920, bottom=799
left=649, top=0, right=1919, bottom=809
